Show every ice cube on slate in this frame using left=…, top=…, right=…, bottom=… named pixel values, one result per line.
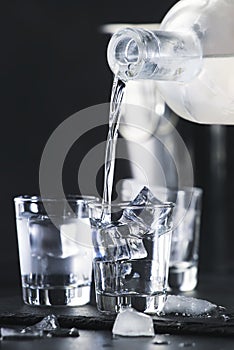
left=0, top=328, right=43, bottom=340
left=24, top=314, right=60, bottom=332
left=112, top=307, right=155, bottom=337
left=162, top=295, right=217, bottom=316
left=22, top=315, right=80, bottom=338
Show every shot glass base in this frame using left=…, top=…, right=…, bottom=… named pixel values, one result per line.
left=22, top=285, right=91, bottom=307
left=168, top=264, right=198, bottom=292
left=96, top=292, right=167, bottom=315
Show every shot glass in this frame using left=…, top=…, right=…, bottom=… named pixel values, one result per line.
left=14, top=195, right=98, bottom=307
left=89, top=200, right=174, bottom=314
left=166, top=187, right=203, bottom=292
left=121, top=181, right=203, bottom=292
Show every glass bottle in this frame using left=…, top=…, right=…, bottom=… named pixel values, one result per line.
left=107, top=0, right=234, bottom=124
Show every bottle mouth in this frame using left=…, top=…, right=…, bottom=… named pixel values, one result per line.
left=114, top=37, right=140, bottom=64
left=107, top=28, right=144, bottom=80
left=107, top=27, right=203, bottom=83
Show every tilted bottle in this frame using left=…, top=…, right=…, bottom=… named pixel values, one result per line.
left=107, top=0, right=234, bottom=124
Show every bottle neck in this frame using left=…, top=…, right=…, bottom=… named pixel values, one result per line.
left=107, top=27, right=203, bottom=83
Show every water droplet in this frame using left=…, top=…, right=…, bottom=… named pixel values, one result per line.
left=221, top=314, right=230, bottom=321
left=153, top=340, right=171, bottom=345
left=179, top=342, right=196, bottom=347
left=176, top=322, right=182, bottom=329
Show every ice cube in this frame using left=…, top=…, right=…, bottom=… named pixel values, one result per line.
left=117, top=217, right=151, bottom=239
left=60, top=218, right=93, bottom=247
left=92, top=221, right=147, bottom=262
left=127, top=237, right=147, bottom=259
left=29, top=217, right=88, bottom=259
left=1, top=315, right=58, bottom=340
left=112, top=307, right=155, bottom=337
left=92, top=221, right=130, bottom=261
left=91, top=187, right=173, bottom=263
left=111, top=221, right=147, bottom=259
left=1, top=328, right=43, bottom=340
left=24, top=314, right=60, bottom=332
left=162, top=295, right=217, bottom=316
left=122, top=186, right=173, bottom=237
left=60, top=218, right=93, bottom=258
left=29, top=216, right=62, bottom=257
left=59, top=233, right=81, bottom=258
left=129, top=186, right=164, bottom=206
left=21, top=315, right=80, bottom=338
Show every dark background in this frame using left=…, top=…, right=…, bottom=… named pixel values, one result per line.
left=0, top=0, right=233, bottom=290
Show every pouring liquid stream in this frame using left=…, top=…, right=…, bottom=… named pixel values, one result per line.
left=101, top=75, right=126, bottom=219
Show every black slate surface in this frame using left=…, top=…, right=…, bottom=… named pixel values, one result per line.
left=0, top=296, right=234, bottom=337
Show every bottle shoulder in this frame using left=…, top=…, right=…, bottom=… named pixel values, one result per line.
left=160, top=0, right=234, bottom=57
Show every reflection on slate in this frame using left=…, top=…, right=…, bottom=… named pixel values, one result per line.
left=0, top=296, right=234, bottom=337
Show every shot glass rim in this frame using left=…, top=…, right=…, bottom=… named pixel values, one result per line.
left=154, top=186, right=203, bottom=196
left=150, top=187, right=203, bottom=202
left=88, top=200, right=175, bottom=211
left=13, top=194, right=99, bottom=203
left=122, top=182, right=203, bottom=196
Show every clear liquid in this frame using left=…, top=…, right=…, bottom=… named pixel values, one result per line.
left=22, top=274, right=91, bottom=306
left=94, top=230, right=171, bottom=313
left=102, top=75, right=126, bottom=206
left=16, top=215, right=93, bottom=306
